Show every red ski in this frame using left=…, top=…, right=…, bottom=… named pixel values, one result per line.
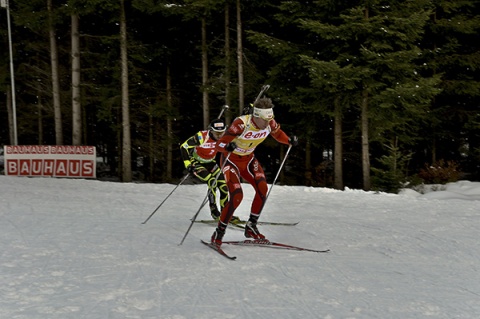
left=222, top=239, right=330, bottom=253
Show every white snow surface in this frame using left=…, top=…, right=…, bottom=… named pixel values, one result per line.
left=1, top=175, right=479, bottom=319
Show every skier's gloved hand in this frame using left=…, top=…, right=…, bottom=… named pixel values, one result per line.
left=187, top=164, right=196, bottom=174
left=243, top=103, right=254, bottom=115
left=225, top=142, right=237, bottom=152
left=289, top=136, right=299, bottom=147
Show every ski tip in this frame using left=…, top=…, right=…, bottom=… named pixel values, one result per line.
left=201, top=240, right=237, bottom=260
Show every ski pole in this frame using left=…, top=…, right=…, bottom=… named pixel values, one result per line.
left=260, top=144, right=293, bottom=214
left=202, top=105, right=229, bottom=211
left=141, top=173, right=191, bottom=224
left=254, top=84, right=270, bottom=103
left=179, top=152, right=231, bottom=245
left=243, top=84, right=270, bottom=115
left=217, top=104, right=229, bottom=119
left=178, top=194, right=209, bottom=246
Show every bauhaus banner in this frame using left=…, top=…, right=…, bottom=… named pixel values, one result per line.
left=4, top=145, right=96, bottom=178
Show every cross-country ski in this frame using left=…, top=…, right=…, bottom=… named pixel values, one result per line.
left=222, top=239, right=330, bottom=253
left=194, top=219, right=299, bottom=226
left=200, top=240, right=236, bottom=260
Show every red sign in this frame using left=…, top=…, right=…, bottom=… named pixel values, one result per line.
left=4, top=145, right=96, bottom=178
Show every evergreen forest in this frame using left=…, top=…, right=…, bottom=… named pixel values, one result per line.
left=1, top=0, right=479, bottom=192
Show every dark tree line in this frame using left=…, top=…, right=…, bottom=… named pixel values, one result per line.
left=1, top=0, right=479, bottom=191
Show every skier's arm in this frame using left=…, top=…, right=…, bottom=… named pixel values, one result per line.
left=180, top=133, right=201, bottom=168
left=269, top=120, right=290, bottom=145
left=215, top=118, right=242, bottom=154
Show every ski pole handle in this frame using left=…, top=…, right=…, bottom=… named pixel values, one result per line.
left=217, top=105, right=229, bottom=119
left=254, top=84, right=270, bottom=104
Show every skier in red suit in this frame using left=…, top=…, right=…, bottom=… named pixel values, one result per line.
left=212, top=97, right=298, bottom=246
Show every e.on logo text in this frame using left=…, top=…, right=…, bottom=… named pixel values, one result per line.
left=243, top=131, right=267, bottom=139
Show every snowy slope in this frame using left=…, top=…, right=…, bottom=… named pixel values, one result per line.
left=1, top=176, right=479, bottom=319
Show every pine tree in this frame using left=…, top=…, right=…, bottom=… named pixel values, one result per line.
left=420, top=0, right=480, bottom=177
left=298, top=0, right=441, bottom=190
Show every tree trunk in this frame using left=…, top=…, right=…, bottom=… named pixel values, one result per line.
left=6, top=86, right=14, bottom=144
left=333, top=96, right=344, bottom=190
left=201, top=17, right=209, bottom=128
left=116, top=112, right=122, bottom=176
left=431, top=138, right=436, bottom=164
left=48, top=0, right=63, bottom=145
left=361, top=88, right=371, bottom=190
left=148, top=109, right=154, bottom=181
left=305, top=137, right=312, bottom=186
left=166, top=65, right=173, bottom=180
left=33, top=80, right=44, bottom=144
left=236, top=0, right=244, bottom=115
left=71, top=13, right=81, bottom=145
left=120, top=0, right=132, bottom=182
left=224, top=3, right=232, bottom=124
left=37, top=90, right=44, bottom=145
left=361, top=5, right=371, bottom=191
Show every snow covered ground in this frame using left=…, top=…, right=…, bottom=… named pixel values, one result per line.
left=1, top=175, right=479, bottom=319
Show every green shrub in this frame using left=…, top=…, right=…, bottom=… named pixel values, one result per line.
left=371, top=141, right=412, bottom=194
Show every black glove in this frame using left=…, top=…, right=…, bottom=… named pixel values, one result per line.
left=243, top=103, right=254, bottom=115
left=225, top=142, right=237, bottom=152
left=187, top=164, right=196, bottom=174
left=289, top=136, right=299, bottom=147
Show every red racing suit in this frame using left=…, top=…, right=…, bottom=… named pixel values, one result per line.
left=215, top=114, right=290, bottom=227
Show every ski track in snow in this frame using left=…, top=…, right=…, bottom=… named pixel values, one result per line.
left=1, top=176, right=479, bottom=318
